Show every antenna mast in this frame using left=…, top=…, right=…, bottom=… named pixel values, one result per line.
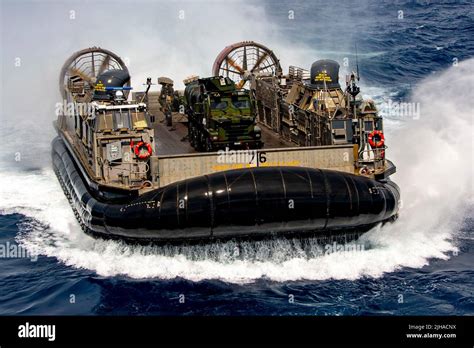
left=355, top=43, right=360, bottom=81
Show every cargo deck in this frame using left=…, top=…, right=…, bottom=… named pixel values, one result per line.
left=152, top=111, right=296, bottom=156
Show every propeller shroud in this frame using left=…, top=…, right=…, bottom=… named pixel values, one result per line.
left=212, top=41, right=282, bottom=89
left=59, top=47, right=130, bottom=103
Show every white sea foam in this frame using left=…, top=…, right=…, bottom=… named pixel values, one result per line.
left=1, top=59, right=471, bottom=283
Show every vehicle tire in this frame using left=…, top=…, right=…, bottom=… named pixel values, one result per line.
left=205, top=138, right=213, bottom=152
left=189, top=125, right=196, bottom=148
left=197, top=132, right=205, bottom=152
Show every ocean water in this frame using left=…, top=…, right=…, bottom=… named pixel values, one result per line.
left=0, top=0, right=473, bottom=315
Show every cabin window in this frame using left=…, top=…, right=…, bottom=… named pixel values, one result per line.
left=375, top=118, right=383, bottom=131
left=113, top=110, right=131, bottom=130
left=131, top=111, right=149, bottom=129
left=364, top=121, right=373, bottom=131
left=232, top=100, right=250, bottom=109
left=332, top=120, right=345, bottom=129
left=96, top=111, right=114, bottom=132
left=211, top=101, right=228, bottom=110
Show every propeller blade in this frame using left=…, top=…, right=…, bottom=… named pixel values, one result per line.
left=251, top=52, right=269, bottom=73
left=236, top=80, right=246, bottom=89
left=98, top=54, right=111, bottom=75
left=220, top=67, right=243, bottom=75
left=226, top=57, right=244, bottom=74
left=69, top=67, right=95, bottom=85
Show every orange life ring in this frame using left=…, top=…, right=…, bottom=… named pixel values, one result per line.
left=368, top=130, right=385, bottom=148
left=133, top=141, right=152, bottom=159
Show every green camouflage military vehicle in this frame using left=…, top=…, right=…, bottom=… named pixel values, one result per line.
left=184, top=76, right=262, bottom=151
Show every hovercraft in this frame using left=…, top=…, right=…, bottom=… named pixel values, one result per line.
left=53, top=45, right=400, bottom=243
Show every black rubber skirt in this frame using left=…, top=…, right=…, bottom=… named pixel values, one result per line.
left=52, top=137, right=400, bottom=243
